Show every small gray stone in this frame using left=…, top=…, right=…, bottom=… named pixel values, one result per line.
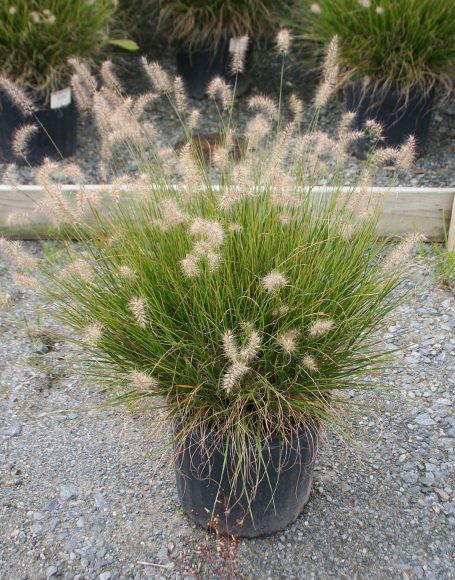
left=94, top=493, right=107, bottom=510
left=44, top=498, right=59, bottom=512
left=99, top=573, right=111, bottom=580
left=402, top=471, right=419, bottom=485
left=414, top=413, right=436, bottom=427
left=60, top=484, right=80, bottom=501
left=31, top=523, right=43, bottom=534
left=36, top=344, right=50, bottom=355
left=434, top=488, right=450, bottom=502
left=6, top=422, right=22, bottom=437
left=46, top=566, right=58, bottom=578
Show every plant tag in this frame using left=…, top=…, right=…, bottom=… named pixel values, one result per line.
left=229, top=38, right=241, bottom=53
left=50, top=87, right=72, bottom=109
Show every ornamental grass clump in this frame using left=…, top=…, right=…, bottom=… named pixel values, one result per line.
left=0, top=0, right=116, bottom=96
left=2, top=35, right=422, bottom=516
left=157, top=0, right=288, bottom=51
left=293, top=0, right=455, bottom=96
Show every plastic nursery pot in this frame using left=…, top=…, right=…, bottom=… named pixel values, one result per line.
left=346, top=82, right=436, bottom=158
left=176, top=38, right=253, bottom=100
left=175, top=423, right=319, bottom=538
left=0, top=86, right=77, bottom=166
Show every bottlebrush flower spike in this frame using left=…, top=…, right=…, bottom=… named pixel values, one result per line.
left=278, top=329, right=300, bottom=354
left=129, top=296, right=148, bottom=328
left=84, top=322, right=103, bottom=346
left=129, top=369, right=158, bottom=390
left=262, top=270, right=288, bottom=293
left=308, top=319, right=334, bottom=337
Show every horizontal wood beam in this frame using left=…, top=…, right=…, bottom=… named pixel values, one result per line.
left=1, top=185, right=454, bottom=248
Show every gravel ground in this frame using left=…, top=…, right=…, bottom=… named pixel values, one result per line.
left=1, top=45, right=455, bottom=187
left=0, top=243, right=454, bottom=580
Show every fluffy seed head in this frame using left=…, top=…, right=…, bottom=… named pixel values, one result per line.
left=239, top=329, right=262, bottom=363
left=371, top=146, right=399, bottom=167
left=0, top=293, right=9, bottom=309
left=308, top=319, right=334, bottom=337
left=84, top=322, right=102, bottom=346
left=6, top=212, right=31, bottom=227
left=181, top=254, right=200, bottom=278
left=365, top=119, right=384, bottom=141
left=68, top=59, right=97, bottom=95
left=192, top=241, right=220, bottom=272
left=161, top=199, right=186, bottom=226
left=13, top=273, right=37, bottom=291
left=245, top=114, right=270, bottom=148
left=12, top=272, right=36, bottom=290
left=311, top=2, right=321, bottom=13
left=119, top=266, right=137, bottom=279
left=133, top=92, right=158, bottom=118
left=0, top=238, right=37, bottom=269
left=396, top=135, right=416, bottom=172
left=248, top=95, right=279, bottom=121
left=141, top=58, right=172, bottom=94
left=129, top=369, right=158, bottom=391
left=129, top=296, right=148, bottom=328
left=60, top=258, right=93, bottom=282
left=189, top=218, right=224, bottom=247
left=221, top=361, right=249, bottom=395
left=302, top=354, right=319, bottom=373
left=278, top=329, right=300, bottom=354
left=262, top=270, right=288, bottom=293
left=173, top=76, right=187, bottom=112
left=0, top=77, right=35, bottom=115
left=100, top=60, right=122, bottom=92
left=314, top=36, right=339, bottom=109
left=289, top=94, right=304, bottom=123
left=230, top=35, right=249, bottom=74
left=222, top=330, right=238, bottom=363
left=276, top=29, right=291, bottom=55
left=71, top=74, right=92, bottom=111
left=188, top=108, right=200, bottom=131
left=383, top=233, right=426, bottom=271
left=207, top=76, right=232, bottom=110
left=12, top=124, right=38, bottom=158
left=273, top=304, right=290, bottom=317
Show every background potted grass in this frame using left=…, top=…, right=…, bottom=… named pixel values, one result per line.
left=292, top=0, right=455, bottom=155
left=1, top=37, right=422, bottom=537
left=115, top=0, right=161, bottom=51
left=0, top=0, right=116, bottom=165
left=156, top=0, right=289, bottom=98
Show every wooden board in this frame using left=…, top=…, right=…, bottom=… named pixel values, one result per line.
left=1, top=185, right=455, bottom=247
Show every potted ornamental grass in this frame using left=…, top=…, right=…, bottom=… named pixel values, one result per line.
left=292, top=0, right=455, bottom=155
left=1, top=36, right=422, bottom=536
left=0, top=0, right=116, bottom=165
left=156, top=0, right=288, bottom=98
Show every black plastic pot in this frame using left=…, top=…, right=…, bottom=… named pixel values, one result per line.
left=176, top=39, right=253, bottom=99
left=0, top=88, right=77, bottom=166
left=346, top=82, right=435, bottom=158
left=175, top=424, right=319, bottom=537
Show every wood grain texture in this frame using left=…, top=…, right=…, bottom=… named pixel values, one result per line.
left=1, top=185, right=454, bottom=242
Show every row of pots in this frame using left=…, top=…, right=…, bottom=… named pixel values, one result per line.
left=0, top=41, right=435, bottom=167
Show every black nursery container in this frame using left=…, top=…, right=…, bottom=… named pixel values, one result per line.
left=176, top=38, right=253, bottom=99
left=0, top=87, right=77, bottom=166
left=175, top=424, right=319, bottom=537
left=346, top=82, right=435, bottom=157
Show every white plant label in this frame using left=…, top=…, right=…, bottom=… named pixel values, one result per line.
left=229, top=37, right=245, bottom=53
left=50, top=87, right=72, bottom=109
